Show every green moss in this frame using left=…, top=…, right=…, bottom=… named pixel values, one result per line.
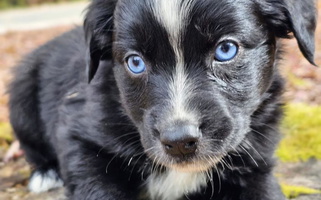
left=281, top=184, right=321, bottom=199
left=0, top=122, right=13, bottom=142
left=277, top=103, right=321, bottom=162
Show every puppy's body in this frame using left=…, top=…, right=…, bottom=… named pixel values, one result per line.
left=9, top=0, right=316, bottom=200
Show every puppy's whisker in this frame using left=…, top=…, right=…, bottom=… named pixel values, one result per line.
left=97, top=134, right=140, bottom=158
left=205, top=169, right=214, bottom=199
left=127, top=157, right=134, bottom=166
left=221, top=157, right=232, bottom=170
left=97, top=146, right=106, bottom=157
left=154, top=155, right=163, bottom=173
left=120, top=141, right=142, bottom=168
left=226, top=154, right=235, bottom=169
left=184, top=193, right=192, bottom=200
left=243, top=140, right=267, bottom=166
left=219, top=160, right=225, bottom=172
left=214, top=165, right=222, bottom=194
left=261, top=123, right=278, bottom=132
left=239, top=145, right=259, bottom=167
left=106, top=154, right=119, bottom=174
left=141, top=161, right=149, bottom=181
left=250, top=128, right=273, bottom=144
left=122, top=135, right=140, bottom=146
left=207, top=154, right=217, bottom=167
left=230, top=145, right=246, bottom=167
left=150, top=154, right=158, bottom=174
left=205, top=156, right=215, bottom=198
left=143, top=147, right=157, bottom=157
left=128, top=151, right=147, bottom=181
left=250, top=117, right=279, bottom=132
left=110, top=131, right=139, bottom=141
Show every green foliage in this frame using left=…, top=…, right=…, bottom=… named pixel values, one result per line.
left=281, top=184, right=321, bottom=199
left=277, top=103, right=321, bottom=162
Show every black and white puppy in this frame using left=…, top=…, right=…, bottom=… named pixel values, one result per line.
left=9, top=0, right=317, bottom=199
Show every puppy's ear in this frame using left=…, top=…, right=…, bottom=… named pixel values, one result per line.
left=85, top=38, right=102, bottom=83
left=285, top=0, right=317, bottom=65
left=258, top=0, right=317, bottom=65
left=84, top=0, right=117, bottom=83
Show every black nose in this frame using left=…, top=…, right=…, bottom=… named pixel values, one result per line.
left=160, top=124, right=200, bottom=157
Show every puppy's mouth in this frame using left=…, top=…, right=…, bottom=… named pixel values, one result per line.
left=144, top=141, right=224, bottom=173
left=166, top=156, right=223, bottom=173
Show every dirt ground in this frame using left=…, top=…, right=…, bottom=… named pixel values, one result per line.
left=0, top=2, right=321, bottom=199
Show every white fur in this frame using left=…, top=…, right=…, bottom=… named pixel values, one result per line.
left=151, top=0, right=197, bottom=122
left=28, top=169, right=63, bottom=193
left=147, top=170, right=207, bottom=200
left=147, top=5, right=208, bottom=198
left=152, top=0, right=194, bottom=42
left=168, top=59, right=198, bottom=123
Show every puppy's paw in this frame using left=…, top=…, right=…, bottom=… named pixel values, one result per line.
left=28, top=169, right=63, bottom=193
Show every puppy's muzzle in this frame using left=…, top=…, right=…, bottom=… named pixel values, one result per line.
left=159, top=123, right=201, bottom=157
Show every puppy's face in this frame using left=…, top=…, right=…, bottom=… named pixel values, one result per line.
left=101, top=0, right=314, bottom=172
left=112, top=0, right=275, bottom=172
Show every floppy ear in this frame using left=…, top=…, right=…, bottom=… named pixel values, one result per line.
left=257, top=0, right=317, bottom=65
left=285, top=0, right=317, bottom=65
left=84, top=0, right=117, bottom=83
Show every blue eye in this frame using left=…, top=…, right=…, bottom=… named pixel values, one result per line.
left=214, top=41, right=238, bottom=62
left=126, top=56, right=146, bottom=74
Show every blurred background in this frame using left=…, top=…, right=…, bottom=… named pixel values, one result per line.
left=0, top=0, right=81, bottom=9
left=0, top=0, right=320, bottom=199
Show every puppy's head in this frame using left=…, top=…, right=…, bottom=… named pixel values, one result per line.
left=85, top=0, right=316, bottom=172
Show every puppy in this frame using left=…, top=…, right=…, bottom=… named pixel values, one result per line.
left=9, top=0, right=317, bottom=199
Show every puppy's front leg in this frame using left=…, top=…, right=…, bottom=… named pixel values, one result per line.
left=57, top=140, right=139, bottom=200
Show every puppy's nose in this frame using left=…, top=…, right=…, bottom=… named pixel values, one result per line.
left=160, top=124, right=200, bottom=157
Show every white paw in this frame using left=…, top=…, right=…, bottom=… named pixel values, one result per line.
left=28, top=169, right=64, bottom=193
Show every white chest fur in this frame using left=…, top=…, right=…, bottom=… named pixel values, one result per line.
left=147, top=170, right=208, bottom=200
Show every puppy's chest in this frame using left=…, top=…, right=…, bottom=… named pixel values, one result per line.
left=142, top=170, right=208, bottom=200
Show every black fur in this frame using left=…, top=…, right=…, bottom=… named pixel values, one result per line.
left=9, top=0, right=317, bottom=199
